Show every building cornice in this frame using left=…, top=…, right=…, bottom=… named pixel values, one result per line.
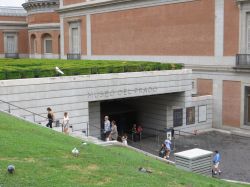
left=236, top=0, right=250, bottom=3
left=28, top=23, right=60, bottom=30
left=236, top=0, right=250, bottom=7
left=57, top=0, right=195, bottom=14
left=23, top=0, right=59, bottom=14
left=0, top=21, right=27, bottom=27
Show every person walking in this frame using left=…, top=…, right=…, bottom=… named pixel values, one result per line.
left=212, top=150, right=222, bottom=175
left=46, top=107, right=54, bottom=128
left=63, top=112, right=69, bottom=134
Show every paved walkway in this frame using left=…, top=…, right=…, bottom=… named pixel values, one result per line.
left=129, top=131, right=250, bottom=183
left=53, top=126, right=250, bottom=183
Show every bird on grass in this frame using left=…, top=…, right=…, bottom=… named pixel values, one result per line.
left=55, top=66, right=64, bottom=75
left=72, top=147, right=79, bottom=157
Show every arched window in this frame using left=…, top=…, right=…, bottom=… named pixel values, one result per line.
left=42, top=33, right=52, bottom=54
left=30, top=34, right=36, bottom=54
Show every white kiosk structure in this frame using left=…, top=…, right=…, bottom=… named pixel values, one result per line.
left=175, top=148, right=213, bottom=176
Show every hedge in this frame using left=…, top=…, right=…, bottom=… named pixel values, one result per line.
left=0, top=59, right=183, bottom=80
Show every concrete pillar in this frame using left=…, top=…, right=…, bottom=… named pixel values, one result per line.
left=212, top=79, right=223, bottom=128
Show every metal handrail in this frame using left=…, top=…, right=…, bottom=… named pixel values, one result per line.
left=0, top=99, right=90, bottom=135
left=0, top=99, right=47, bottom=120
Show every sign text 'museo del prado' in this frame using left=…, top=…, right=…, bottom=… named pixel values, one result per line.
left=88, top=86, right=158, bottom=100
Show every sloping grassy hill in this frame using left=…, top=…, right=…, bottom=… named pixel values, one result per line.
left=0, top=112, right=246, bottom=187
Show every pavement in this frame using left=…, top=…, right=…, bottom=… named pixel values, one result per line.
left=52, top=126, right=250, bottom=183
left=128, top=131, right=250, bottom=183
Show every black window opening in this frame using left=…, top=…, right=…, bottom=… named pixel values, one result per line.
left=173, top=109, right=183, bottom=127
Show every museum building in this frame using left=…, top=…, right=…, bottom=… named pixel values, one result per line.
left=0, top=0, right=250, bottom=135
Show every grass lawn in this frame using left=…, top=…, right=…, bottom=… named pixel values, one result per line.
left=0, top=112, right=246, bottom=187
left=0, top=58, right=182, bottom=80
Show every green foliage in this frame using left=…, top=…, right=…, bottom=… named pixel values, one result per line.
left=0, top=58, right=183, bottom=80
left=0, top=112, right=246, bottom=187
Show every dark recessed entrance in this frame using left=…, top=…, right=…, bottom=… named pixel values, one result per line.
left=101, top=99, right=137, bottom=137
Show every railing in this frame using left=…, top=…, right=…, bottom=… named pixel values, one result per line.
left=67, top=53, right=81, bottom=60
left=0, top=99, right=87, bottom=135
left=0, top=99, right=47, bottom=124
left=236, top=54, right=250, bottom=68
left=5, top=53, right=19, bottom=59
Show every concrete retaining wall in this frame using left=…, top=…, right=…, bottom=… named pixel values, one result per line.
left=0, top=69, right=211, bottom=135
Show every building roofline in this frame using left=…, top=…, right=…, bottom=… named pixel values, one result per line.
left=57, top=0, right=194, bottom=14
left=57, top=0, right=134, bottom=13
left=0, top=6, right=27, bottom=16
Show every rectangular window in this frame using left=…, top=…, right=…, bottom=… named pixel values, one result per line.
left=173, top=109, right=183, bottom=127
left=71, top=27, right=80, bottom=53
left=6, top=35, right=16, bottom=53
left=45, top=39, right=52, bottom=54
left=186, top=107, right=195, bottom=125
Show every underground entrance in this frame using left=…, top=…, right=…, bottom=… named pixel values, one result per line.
left=100, top=99, right=138, bottom=140
left=88, top=93, right=186, bottom=141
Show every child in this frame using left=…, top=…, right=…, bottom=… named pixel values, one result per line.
left=122, top=134, right=128, bottom=146
left=212, top=150, right=222, bottom=175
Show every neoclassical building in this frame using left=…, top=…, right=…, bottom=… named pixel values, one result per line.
left=1, top=0, right=250, bottom=133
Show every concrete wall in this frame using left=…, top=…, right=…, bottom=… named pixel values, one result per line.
left=0, top=69, right=193, bottom=133
left=89, top=101, right=101, bottom=137
left=192, top=69, right=250, bottom=131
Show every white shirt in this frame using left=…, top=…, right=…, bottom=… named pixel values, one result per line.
left=104, top=120, right=111, bottom=132
left=63, top=116, right=69, bottom=127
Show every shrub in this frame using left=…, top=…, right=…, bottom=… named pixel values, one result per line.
left=0, top=59, right=183, bottom=80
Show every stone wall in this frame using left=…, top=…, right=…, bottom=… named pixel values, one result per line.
left=0, top=69, right=212, bottom=136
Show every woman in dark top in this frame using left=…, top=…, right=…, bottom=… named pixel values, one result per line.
left=46, top=107, right=54, bottom=128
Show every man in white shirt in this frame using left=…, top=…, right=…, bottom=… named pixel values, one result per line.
left=103, top=116, right=111, bottom=141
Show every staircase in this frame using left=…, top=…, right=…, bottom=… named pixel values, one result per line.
left=0, top=99, right=111, bottom=146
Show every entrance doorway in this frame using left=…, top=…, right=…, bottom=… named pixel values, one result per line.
left=245, top=86, right=250, bottom=126
left=100, top=100, right=137, bottom=138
